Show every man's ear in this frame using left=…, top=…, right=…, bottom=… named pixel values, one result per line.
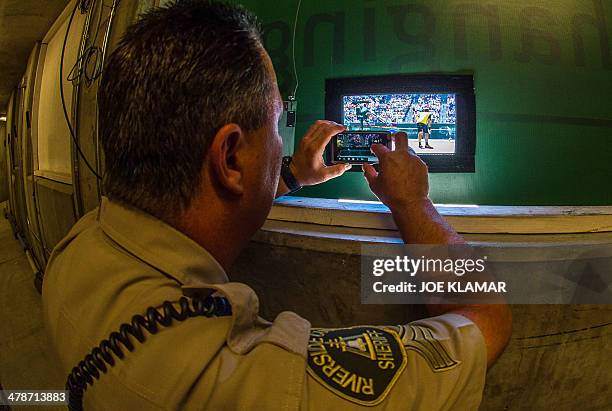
left=208, top=124, right=245, bottom=195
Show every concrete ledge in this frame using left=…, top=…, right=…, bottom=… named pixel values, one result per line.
left=256, top=219, right=612, bottom=255
left=269, top=197, right=612, bottom=235
left=33, top=170, right=72, bottom=185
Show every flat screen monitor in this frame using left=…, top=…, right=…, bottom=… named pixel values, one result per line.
left=326, top=74, right=476, bottom=172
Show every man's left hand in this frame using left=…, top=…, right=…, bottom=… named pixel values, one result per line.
left=277, top=120, right=351, bottom=196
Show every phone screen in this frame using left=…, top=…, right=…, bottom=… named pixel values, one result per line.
left=332, top=132, right=392, bottom=163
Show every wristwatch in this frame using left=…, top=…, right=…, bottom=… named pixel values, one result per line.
left=281, top=156, right=302, bottom=194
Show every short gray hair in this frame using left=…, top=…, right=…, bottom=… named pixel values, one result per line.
left=99, top=0, right=274, bottom=220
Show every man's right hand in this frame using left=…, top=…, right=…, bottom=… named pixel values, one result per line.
left=364, top=132, right=512, bottom=368
left=363, top=130, right=463, bottom=245
left=363, top=132, right=429, bottom=210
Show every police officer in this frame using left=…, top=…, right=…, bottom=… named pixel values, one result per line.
left=42, top=1, right=512, bottom=410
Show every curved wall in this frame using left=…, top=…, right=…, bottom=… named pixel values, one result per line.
left=5, top=92, right=19, bottom=223
left=36, top=5, right=86, bottom=179
left=2, top=0, right=160, bottom=266
left=0, top=123, right=6, bottom=203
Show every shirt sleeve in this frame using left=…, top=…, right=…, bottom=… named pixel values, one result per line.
left=301, top=313, right=487, bottom=411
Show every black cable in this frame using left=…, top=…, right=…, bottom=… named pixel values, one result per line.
left=67, top=46, right=102, bottom=87
left=66, top=295, right=232, bottom=411
left=68, top=1, right=110, bottom=88
left=60, top=1, right=103, bottom=180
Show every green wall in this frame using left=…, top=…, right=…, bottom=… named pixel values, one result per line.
left=240, top=0, right=612, bottom=205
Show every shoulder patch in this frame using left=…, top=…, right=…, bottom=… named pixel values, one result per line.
left=307, top=326, right=407, bottom=406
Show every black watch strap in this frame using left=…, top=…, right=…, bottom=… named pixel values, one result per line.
left=281, top=156, right=302, bottom=194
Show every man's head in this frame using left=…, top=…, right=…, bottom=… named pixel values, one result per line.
left=99, top=0, right=283, bottom=243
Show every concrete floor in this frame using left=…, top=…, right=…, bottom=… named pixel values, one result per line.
left=0, top=202, right=64, bottom=411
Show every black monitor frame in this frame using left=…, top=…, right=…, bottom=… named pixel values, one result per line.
left=325, top=74, right=476, bottom=173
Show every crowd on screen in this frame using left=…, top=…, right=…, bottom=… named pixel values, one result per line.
left=343, top=94, right=456, bottom=127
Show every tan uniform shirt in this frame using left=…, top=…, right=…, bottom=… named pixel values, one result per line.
left=42, top=198, right=487, bottom=410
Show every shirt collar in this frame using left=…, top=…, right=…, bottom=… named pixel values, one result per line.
left=98, top=197, right=228, bottom=287
left=97, top=197, right=310, bottom=356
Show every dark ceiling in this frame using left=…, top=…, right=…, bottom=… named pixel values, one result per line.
left=0, top=0, right=70, bottom=114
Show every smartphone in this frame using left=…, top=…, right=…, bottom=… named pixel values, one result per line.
left=329, top=131, right=393, bottom=165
